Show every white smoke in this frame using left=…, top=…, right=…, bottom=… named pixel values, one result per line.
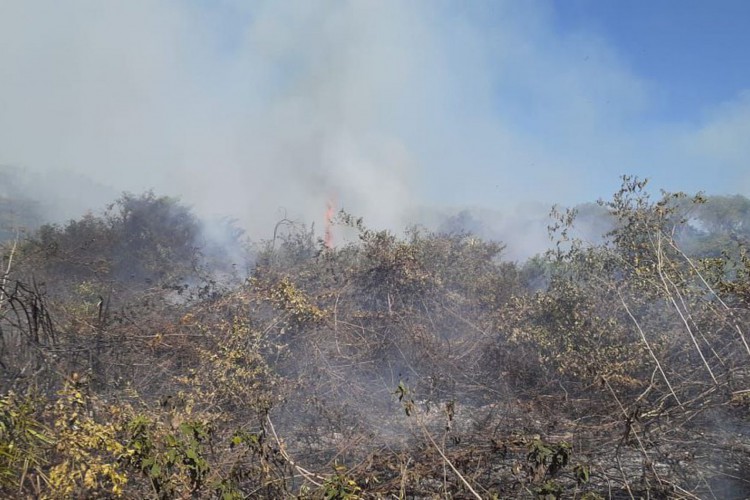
left=0, top=1, right=748, bottom=240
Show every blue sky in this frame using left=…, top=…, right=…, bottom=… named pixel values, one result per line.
left=555, top=0, right=750, bottom=122
left=1, top=0, right=749, bottom=236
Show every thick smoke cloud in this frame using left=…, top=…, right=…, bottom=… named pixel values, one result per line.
left=1, top=1, right=748, bottom=251
left=0, top=1, right=428, bottom=235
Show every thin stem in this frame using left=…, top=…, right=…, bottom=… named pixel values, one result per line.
left=618, top=290, right=682, bottom=406
left=655, top=235, right=717, bottom=385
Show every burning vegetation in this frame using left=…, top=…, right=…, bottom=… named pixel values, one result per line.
left=1, top=177, right=749, bottom=498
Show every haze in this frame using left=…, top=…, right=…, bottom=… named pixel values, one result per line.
left=2, top=0, right=749, bottom=248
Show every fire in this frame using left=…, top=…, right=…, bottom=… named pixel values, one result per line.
left=324, top=198, right=335, bottom=249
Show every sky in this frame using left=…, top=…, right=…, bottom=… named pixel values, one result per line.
left=1, top=0, right=749, bottom=241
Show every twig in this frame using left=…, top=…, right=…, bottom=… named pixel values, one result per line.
left=656, top=235, right=718, bottom=384
left=417, top=419, right=482, bottom=499
left=617, top=290, right=682, bottom=406
left=605, top=376, right=669, bottom=495
left=0, top=227, right=20, bottom=316
left=265, top=415, right=325, bottom=488
left=615, top=454, right=636, bottom=500
left=399, top=455, right=410, bottom=499
left=667, top=238, right=750, bottom=358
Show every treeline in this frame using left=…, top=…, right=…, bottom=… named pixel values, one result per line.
left=0, top=178, right=749, bottom=498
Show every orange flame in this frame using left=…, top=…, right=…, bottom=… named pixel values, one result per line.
left=324, top=198, right=335, bottom=249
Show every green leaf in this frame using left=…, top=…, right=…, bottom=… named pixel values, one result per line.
left=150, top=463, right=161, bottom=477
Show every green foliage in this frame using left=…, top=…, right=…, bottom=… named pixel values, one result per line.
left=320, top=463, right=362, bottom=500
left=507, top=278, right=647, bottom=386
left=111, top=192, right=201, bottom=282
left=573, top=463, right=590, bottom=486
left=16, top=191, right=202, bottom=290
left=580, top=493, right=605, bottom=500
left=266, top=276, right=327, bottom=325
left=179, top=309, right=281, bottom=417
left=534, top=479, right=562, bottom=499
left=698, top=194, right=750, bottom=233
left=121, top=415, right=212, bottom=498
left=526, top=439, right=571, bottom=481
left=394, top=381, right=415, bottom=417
left=47, top=378, right=128, bottom=498
left=354, top=226, right=434, bottom=313
left=710, top=246, right=750, bottom=307
left=1, top=183, right=749, bottom=498
left=0, top=391, right=51, bottom=493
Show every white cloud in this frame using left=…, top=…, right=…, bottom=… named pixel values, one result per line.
left=685, top=91, right=750, bottom=191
